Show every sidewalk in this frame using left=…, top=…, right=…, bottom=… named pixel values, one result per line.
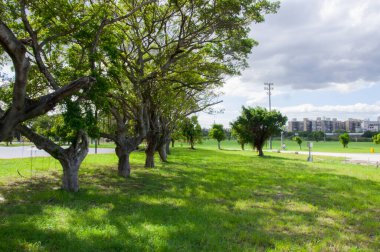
left=268, top=149, right=380, bottom=165
left=0, top=146, right=114, bottom=159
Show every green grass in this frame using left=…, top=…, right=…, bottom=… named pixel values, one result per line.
left=203, top=139, right=380, bottom=153
left=0, top=145, right=379, bottom=251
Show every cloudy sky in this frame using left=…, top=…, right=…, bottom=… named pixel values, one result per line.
left=199, top=0, right=380, bottom=128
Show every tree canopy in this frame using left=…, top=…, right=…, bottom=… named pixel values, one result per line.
left=0, top=0, right=280, bottom=191
left=372, top=133, right=380, bottom=144
left=293, top=136, right=302, bottom=150
left=339, top=133, right=350, bottom=148
left=231, top=107, right=287, bottom=156
left=209, top=124, right=226, bottom=149
left=180, top=116, right=202, bottom=149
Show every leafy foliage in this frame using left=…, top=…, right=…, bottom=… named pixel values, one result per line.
left=312, top=131, right=325, bottom=142
left=339, top=133, right=350, bottom=148
left=231, top=122, right=251, bottom=150
left=292, top=136, right=302, bottom=150
left=372, top=133, right=380, bottom=144
left=231, top=107, right=287, bottom=156
left=180, top=116, right=202, bottom=149
left=208, top=124, right=226, bottom=149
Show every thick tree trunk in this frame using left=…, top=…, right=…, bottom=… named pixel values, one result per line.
left=17, top=126, right=88, bottom=192
left=241, top=143, right=245, bottom=150
left=144, top=130, right=160, bottom=168
left=171, top=139, right=175, bottom=148
left=217, top=141, right=221, bottom=150
left=115, top=145, right=131, bottom=178
left=145, top=149, right=155, bottom=168
left=158, top=144, right=168, bottom=162
left=258, top=148, right=264, bottom=156
left=60, top=159, right=80, bottom=192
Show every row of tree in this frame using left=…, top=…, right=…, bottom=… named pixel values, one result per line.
left=0, top=0, right=279, bottom=191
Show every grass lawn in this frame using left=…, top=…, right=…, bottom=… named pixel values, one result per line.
left=203, top=139, right=380, bottom=154
left=0, top=145, right=379, bottom=251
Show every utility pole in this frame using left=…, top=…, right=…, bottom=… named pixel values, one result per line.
left=264, top=83, right=274, bottom=149
left=264, top=83, right=273, bottom=111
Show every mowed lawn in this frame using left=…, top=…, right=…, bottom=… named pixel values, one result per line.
left=0, top=145, right=379, bottom=251
left=203, top=139, right=380, bottom=154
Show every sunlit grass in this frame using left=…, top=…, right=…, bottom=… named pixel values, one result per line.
left=201, top=138, right=380, bottom=153
left=0, top=145, right=379, bottom=251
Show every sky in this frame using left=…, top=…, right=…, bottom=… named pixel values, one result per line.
left=198, top=0, right=380, bottom=128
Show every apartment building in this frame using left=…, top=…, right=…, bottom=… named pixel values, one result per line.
left=288, top=117, right=362, bottom=133
left=362, top=118, right=380, bottom=132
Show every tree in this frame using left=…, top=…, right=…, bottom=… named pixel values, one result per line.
left=372, top=133, right=380, bottom=144
left=339, top=133, right=350, bottom=148
left=170, top=129, right=183, bottom=148
left=209, top=124, right=226, bottom=150
left=3, top=0, right=155, bottom=190
left=231, top=122, right=250, bottom=150
left=180, top=116, right=202, bottom=149
left=95, top=0, right=279, bottom=168
left=293, top=136, right=302, bottom=150
left=0, top=1, right=97, bottom=141
left=312, top=131, right=325, bottom=142
left=231, top=107, right=287, bottom=156
left=19, top=101, right=99, bottom=192
left=363, top=131, right=378, bottom=138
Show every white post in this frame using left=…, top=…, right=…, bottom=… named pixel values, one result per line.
left=307, top=142, right=313, bottom=162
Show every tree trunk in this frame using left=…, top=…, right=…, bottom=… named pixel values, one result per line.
left=171, top=139, right=175, bottom=148
left=17, top=126, right=88, bottom=192
left=115, top=146, right=131, bottom=178
left=258, top=147, right=264, bottom=156
left=166, top=140, right=171, bottom=155
left=241, top=143, right=245, bottom=150
left=158, top=144, right=168, bottom=162
left=60, top=159, right=80, bottom=192
left=145, top=149, right=155, bottom=168
left=144, top=127, right=162, bottom=168
left=190, top=139, right=195, bottom=149
left=217, top=141, right=221, bottom=150
left=145, top=134, right=157, bottom=168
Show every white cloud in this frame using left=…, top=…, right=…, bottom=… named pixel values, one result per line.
left=222, top=77, right=285, bottom=105
left=328, top=79, right=376, bottom=93
left=277, top=102, right=380, bottom=120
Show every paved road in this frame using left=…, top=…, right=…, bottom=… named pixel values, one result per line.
left=0, top=146, right=114, bottom=159
left=271, top=150, right=380, bottom=164
left=1, top=146, right=380, bottom=165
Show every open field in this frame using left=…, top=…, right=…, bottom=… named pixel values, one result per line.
left=202, top=139, right=380, bottom=154
left=6, top=138, right=378, bottom=154
left=0, top=145, right=379, bottom=251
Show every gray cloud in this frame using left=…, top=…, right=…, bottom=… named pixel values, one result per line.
left=242, top=0, right=380, bottom=90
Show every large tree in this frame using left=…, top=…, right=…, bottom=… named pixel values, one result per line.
left=0, top=1, right=97, bottom=141
left=231, top=107, right=287, bottom=156
left=1, top=0, right=154, bottom=190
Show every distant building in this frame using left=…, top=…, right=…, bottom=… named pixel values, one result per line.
left=288, top=118, right=303, bottom=132
left=288, top=117, right=365, bottom=133
left=362, top=119, right=380, bottom=132
left=346, top=118, right=362, bottom=133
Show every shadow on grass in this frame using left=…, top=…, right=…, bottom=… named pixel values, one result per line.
left=0, top=148, right=379, bottom=251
